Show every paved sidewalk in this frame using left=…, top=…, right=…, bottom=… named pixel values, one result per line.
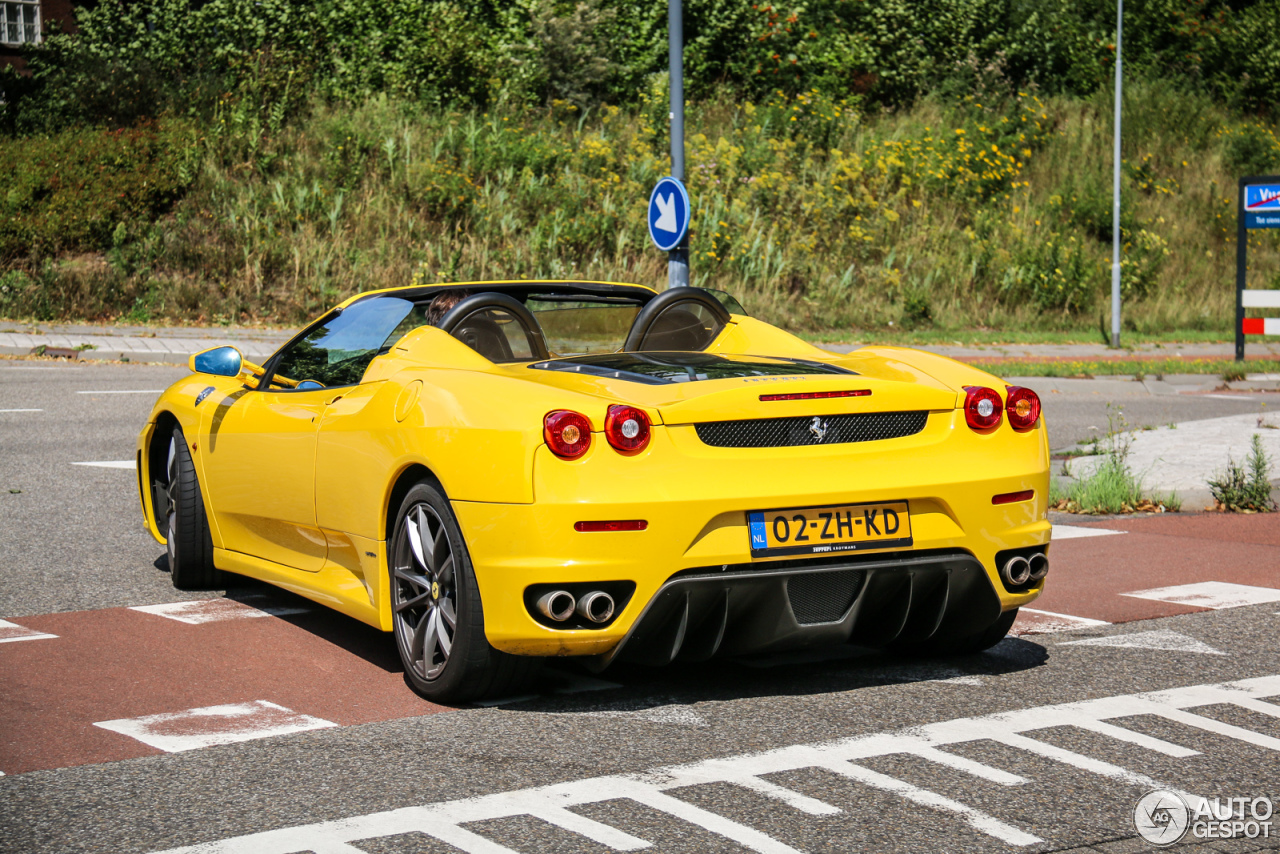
left=1062, top=411, right=1280, bottom=510
left=0, top=323, right=293, bottom=364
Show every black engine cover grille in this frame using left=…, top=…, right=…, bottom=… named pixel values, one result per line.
left=787, top=570, right=866, bottom=624
left=694, top=411, right=928, bottom=448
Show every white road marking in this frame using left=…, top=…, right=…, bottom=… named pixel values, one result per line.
left=1050, top=524, right=1126, bottom=540
left=1202, top=394, right=1269, bottom=401
left=1061, top=629, right=1226, bottom=655
left=1121, top=581, right=1280, bottom=609
left=0, top=619, right=58, bottom=644
left=130, top=599, right=310, bottom=625
left=1014, top=608, right=1110, bottom=635
left=147, top=675, right=1280, bottom=854
left=0, top=408, right=42, bottom=412
left=76, top=389, right=163, bottom=394
left=71, top=460, right=135, bottom=469
left=94, top=701, right=336, bottom=753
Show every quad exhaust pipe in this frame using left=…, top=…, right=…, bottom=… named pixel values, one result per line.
left=576, top=591, right=615, bottom=624
left=536, top=590, right=576, bottom=622
left=1001, top=555, right=1032, bottom=587
left=535, top=589, right=616, bottom=624
left=1000, top=553, right=1049, bottom=588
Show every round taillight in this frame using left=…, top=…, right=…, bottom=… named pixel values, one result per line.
left=605, top=404, right=651, bottom=453
left=963, top=386, right=1003, bottom=431
left=1006, top=386, right=1041, bottom=431
left=544, top=410, right=592, bottom=459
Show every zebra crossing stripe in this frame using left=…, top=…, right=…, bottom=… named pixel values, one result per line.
left=149, top=675, right=1280, bottom=854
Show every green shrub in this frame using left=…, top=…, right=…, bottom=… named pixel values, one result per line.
left=1059, top=420, right=1180, bottom=514
left=1223, top=123, right=1280, bottom=178
left=1002, top=232, right=1099, bottom=314
left=0, top=121, right=198, bottom=259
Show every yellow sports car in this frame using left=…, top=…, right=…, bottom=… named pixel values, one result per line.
left=136, top=281, right=1049, bottom=702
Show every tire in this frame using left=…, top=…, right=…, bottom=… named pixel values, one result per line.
left=164, top=426, right=223, bottom=590
left=890, top=608, right=1018, bottom=657
left=389, top=480, right=542, bottom=703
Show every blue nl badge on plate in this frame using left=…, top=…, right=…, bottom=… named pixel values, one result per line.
left=748, top=512, right=768, bottom=549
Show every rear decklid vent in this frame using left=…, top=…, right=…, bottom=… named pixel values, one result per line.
left=695, top=411, right=928, bottom=448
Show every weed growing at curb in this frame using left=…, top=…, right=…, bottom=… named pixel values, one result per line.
left=1052, top=407, right=1180, bottom=514
left=1207, top=434, right=1276, bottom=512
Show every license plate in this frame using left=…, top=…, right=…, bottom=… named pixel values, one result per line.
left=748, top=501, right=912, bottom=557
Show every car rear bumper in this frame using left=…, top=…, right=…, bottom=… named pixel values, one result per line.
left=452, top=409, right=1050, bottom=658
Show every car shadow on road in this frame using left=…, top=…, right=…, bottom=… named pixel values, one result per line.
left=497, top=636, right=1050, bottom=716
left=150, top=551, right=405, bottom=673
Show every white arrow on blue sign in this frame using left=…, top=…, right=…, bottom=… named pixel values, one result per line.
left=648, top=176, right=690, bottom=251
left=1245, top=182, right=1280, bottom=229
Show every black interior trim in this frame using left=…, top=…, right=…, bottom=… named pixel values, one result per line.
left=622, top=287, right=732, bottom=352
left=438, top=292, right=551, bottom=362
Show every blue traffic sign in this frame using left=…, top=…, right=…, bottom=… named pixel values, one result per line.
left=1244, top=182, right=1280, bottom=229
left=647, top=177, right=690, bottom=251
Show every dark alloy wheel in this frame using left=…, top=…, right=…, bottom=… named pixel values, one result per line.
left=163, top=426, right=222, bottom=590
left=389, top=480, right=541, bottom=703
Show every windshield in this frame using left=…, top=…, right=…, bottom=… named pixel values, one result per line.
left=527, top=299, right=639, bottom=356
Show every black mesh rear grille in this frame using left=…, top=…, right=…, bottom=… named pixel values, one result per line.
left=695, top=411, right=927, bottom=448
left=787, top=570, right=866, bottom=624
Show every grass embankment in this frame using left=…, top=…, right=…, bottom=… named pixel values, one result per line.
left=1, top=82, right=1278, bottom=332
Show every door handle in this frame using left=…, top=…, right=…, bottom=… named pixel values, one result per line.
left=326, top=394, right=344, bottom=406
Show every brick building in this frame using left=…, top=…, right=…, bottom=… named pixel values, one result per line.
left=1, top=0, right=77, bottom=73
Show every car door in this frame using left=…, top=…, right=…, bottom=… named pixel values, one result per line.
left=203, top=296, right=424, bottom=571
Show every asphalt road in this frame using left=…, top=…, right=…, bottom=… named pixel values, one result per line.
left=3, top=359, right=1280, bottom=854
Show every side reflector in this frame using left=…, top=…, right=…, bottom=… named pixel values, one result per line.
left=574, top=520, right=648, bottom=532
left=992, top=490, right=1034, bottom=505
left=759, top=389, right=871, bottom=402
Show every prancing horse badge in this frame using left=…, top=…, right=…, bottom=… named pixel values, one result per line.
left=809, top=416, right=828, bottom=442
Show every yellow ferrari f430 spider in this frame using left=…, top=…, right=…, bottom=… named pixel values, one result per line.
left=137, top=282, right=1050, bottom=702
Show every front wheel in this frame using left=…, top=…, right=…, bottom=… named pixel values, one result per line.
left=389, top=480, right=541, bottom=703
left=163, top=426, right=223, bottom=590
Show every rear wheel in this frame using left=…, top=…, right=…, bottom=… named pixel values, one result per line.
left=891, top=608, right=1018, bottom=656
left=389, top=480, right=541, bottom=703
left=164, top=427, right=222, bottom=590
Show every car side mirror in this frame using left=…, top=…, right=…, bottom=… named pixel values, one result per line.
left=189, top=346, right=243, bottom=378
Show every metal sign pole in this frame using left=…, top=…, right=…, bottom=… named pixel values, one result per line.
left=1237, top=177, right=1248, bottom=361
left=1110, top=0, right=1123, bottom=349
left=668, top=0, right=689, bottom=288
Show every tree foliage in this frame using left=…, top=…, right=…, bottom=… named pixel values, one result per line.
left=2, top=0, right=1278, bottom=134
